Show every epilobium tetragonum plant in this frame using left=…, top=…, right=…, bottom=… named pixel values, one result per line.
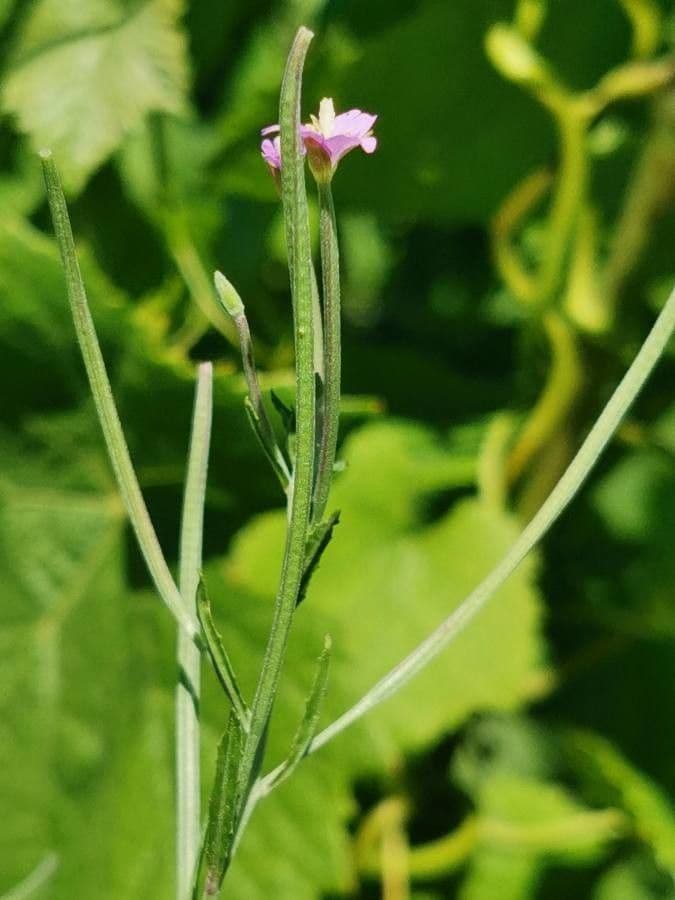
left=40, top=24, right=675, bottom=900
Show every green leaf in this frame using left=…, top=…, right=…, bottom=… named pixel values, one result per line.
left=459, top=851, right=539, bottom=900
left=0, top=431, right=176, bottom=897
left=3, top=0, right=189, bottom=192
left=594, top=853, right=675, bottom=900
left=267, top=635, right=332, bottom=792
left=297, top=512, right=340, bottom=607
left=197, top=579, right=249, bottom=730
left=0, top=212, right=131, bottom=420
left=458, top=773, right=622, bottom=899
left=201, top=712, right=244, bottom=897
left=564, top=729, right=675, bottom=873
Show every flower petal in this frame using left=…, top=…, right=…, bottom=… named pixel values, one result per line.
left=261, top=137, right=281, bottom=169
left=261, top=124, right=280, bottom=136
left=333, top=110, right=378, bottom=138
left=323, top=134, right=363, bottom=164
left=360, top=135, right=377, bottom=154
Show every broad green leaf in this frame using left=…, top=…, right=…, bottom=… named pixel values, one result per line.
left=0, top=431, right=180, bottom=898
left=0, top=213, right=131, bottom=420
left=458, top=774, right=622, bottom=899
left=459, top=851, right=539, bottom=900
left=474, top=775, right=623, bottom=862
left=594, top=853, right=675, bottom=900
left=565, top=729, right=675, bottom=873
left=3, top=0, right=189, bottom=191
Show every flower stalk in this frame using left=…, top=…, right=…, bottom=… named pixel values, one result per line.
left=214, top=271, right=291, bottom=490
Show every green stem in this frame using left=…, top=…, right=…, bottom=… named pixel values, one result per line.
left=0, top=853, right=59, bottom=900
left=603, top=94, right=675, bottom=305
left=506, top=311, right=583, bottom=487
left=491, top=166, right=551, bottom=306
left=233, top=23, right=316, bottom=826
left=176, top=363, right=213, bottom=900
left=40, top=151, right=200, bottom=642
left=537, top=106, right=588, bottom=305
left=312, top=179, right=341, bottom=523
left=234, top=311, right=291, bottom=488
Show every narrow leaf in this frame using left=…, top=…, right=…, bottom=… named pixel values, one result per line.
left=271, top=389, right=296, bottom=433
left=202, top=712, right=244, bottom=896
left=197, top=579, right=250, bottom=731
left=40, top=150, right=199, bottom=641
left=244, top=397, right=290, bottom=491
left=266, top=636, right=332, bottom=793
left=297, top=511, right=340, bottom=607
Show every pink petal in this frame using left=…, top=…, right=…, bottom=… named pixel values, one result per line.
left=261, top=137, right=281, bottom=169
left=333, top=110, right=378, bottom=138
left=360, top=135, right=377, bottom=154
left=323, top=134, right=363, bottom=164
left=261, top=124, right=280, bottom=136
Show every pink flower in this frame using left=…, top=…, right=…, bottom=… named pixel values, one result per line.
left=260, top=98, right=377, bottom=181
left=260, top=133, right=282, bottom=170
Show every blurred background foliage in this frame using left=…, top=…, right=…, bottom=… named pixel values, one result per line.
left=0, top=0, right=674, bottom=897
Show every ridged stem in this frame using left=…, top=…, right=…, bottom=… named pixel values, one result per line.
left=176, top=363, right=213, bottom=900
left=233, top=23, right=316, bottom=822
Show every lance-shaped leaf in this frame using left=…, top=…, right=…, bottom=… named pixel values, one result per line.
left=297, top=513, right=340, bottom=607
left=200, top=712, right=244, bottom=897
left=197, top=580, right=250, bottom=731
left=243, top=398, right=290, bottom=492
left=265, top=636, right=332, bottom=794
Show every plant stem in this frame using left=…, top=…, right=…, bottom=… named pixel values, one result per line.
left=40, top=151, right=200, bottom=642
left=234, top=311, right=291, bottom=487
left=603, top=94, right=675, bottom=305
left=176, top=363, right=213, bottom=900
left=312, top=179, right=341, bottom=523
left=506, top=311, right=583, bottom=487
left=0, top=853, right=59, bottom=900
left=536, top=105, right=589, bottom=305
left=491, top=166, right=551, bottom=306
left=258, top=280, right=675, bottom=768
left=234, top=24, right=316, bottom=815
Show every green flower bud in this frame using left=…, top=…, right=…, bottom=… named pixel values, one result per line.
left=214, top=270, right=244, bottom=319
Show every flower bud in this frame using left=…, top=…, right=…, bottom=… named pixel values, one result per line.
left=214, top=270, right=244, bottom=319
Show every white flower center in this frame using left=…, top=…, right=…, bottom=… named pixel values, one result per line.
left=317, top=98, right=336, bottom=136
